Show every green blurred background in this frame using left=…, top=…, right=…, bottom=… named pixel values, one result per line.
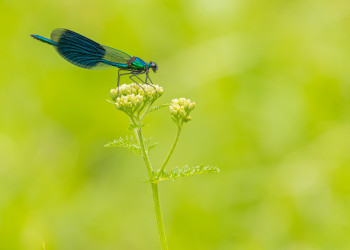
left=1, top=0, right=350, bottom=249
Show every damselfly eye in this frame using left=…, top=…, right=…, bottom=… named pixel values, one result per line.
left=150, top=62, right=158, bottom=72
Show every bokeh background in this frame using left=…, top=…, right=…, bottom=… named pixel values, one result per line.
left=1, top=0, right=350, bottom=249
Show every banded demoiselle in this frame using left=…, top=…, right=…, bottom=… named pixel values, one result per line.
left=31, top=28, right=158, bottom=92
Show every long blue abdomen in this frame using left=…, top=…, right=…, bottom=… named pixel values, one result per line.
left=31, top=34, right=56, bottom=45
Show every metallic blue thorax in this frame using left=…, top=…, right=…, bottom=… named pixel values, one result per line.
left=130, top=57, right=147, bottom=71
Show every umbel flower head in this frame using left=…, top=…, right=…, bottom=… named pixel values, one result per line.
left=170, top=98, right=195, bottom=125
left=110, top=83, right=163, bottom=116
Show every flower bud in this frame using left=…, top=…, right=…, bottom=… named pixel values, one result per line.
left=110, top=83, right=164, bottom=115
left=170, top=98, right=195, bottom=125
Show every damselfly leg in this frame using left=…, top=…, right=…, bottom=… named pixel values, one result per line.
left=116, top=69, right=157, bottom=98
left=144, top=70, right=157, bottom=93
left=117, top=69, right=134, bottom=97
left=129, top=72, right=146, bottom=93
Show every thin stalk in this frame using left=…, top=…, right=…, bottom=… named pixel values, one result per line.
left=140, top=100, right=154, bottom=121
left=151, top=183, right=168, bottom=250
left=135, top=122, right=168, bottom=249
left=136, top=127, right=153, bottom=178
left=130, top=115, right=139, bottom=128
left=156, top=125, right=182, bottom=179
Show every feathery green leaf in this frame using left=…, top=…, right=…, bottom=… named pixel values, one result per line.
left=105, top=136, right=158, bottom=156
left=144, top=137, right=159, bottom=152
left=105, top=136, right=140, bottom=156
left=148, top=104, right=169, bottom=113
left=153, top=165, right=220, bottom=182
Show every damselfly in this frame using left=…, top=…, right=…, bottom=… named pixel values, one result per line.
left=31, top=29, right=158, bottom=92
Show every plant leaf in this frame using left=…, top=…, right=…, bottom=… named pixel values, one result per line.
left=128, top=123, right=139, bottom=130
left=128, top=123, right=146, bottom=130
left=104, top=136, right=141, bottom=156
left=107, top=99, right=115, bottom=105
left=154, top=165, right=220, bottom=182
left=105, top=136, right=158, bottom=156
left=144, top=137, right=159, bottom=153
left=148, top=104, right=169, bottom=113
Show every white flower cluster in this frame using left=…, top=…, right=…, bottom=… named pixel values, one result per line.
left=115, top=94, right=143, bottom=109
left=111, top=83, right=163, bottom=101
left=170, top=98, right=195, bottom=124
left=110, top=83, right=164, bottom=114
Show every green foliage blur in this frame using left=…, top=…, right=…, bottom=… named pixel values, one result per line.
left=1, top=0, right=350, bottom=249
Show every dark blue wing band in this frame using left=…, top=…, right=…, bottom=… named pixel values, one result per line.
left=51, top=29, right=106, bottom=69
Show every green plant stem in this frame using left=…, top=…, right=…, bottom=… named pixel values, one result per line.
left=136, top=127, right=153, bottom=178
left=140, top=101, right=154, bottom=120
left=151, top=183, right=168, bottom=250
left=135, top=122, right=168, bottom=249
left=130, top=115, right=139, bottom=128
left=156, top=125, right=182, bottom=179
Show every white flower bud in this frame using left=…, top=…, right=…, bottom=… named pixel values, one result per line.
left=110, top=83, right=164, bottom=115
left=169, top=98, right=195, bottom=125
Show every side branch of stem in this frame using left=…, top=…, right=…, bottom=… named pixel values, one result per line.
left=156, top=125, right=182, bottom=179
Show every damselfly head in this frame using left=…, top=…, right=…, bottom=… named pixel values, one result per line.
left=150, top=62, right=158, bottom=73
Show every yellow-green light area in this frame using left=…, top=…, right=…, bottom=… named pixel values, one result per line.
left=0, top=0, right=349, bottom=249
